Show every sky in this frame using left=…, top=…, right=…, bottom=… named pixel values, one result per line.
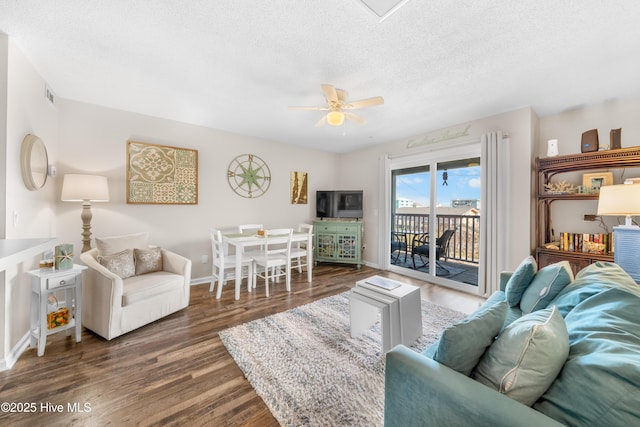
left=395, top=166, right=481, bottom=207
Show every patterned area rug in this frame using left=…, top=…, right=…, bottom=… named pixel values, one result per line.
left=219, top=291, right=466, bottom=426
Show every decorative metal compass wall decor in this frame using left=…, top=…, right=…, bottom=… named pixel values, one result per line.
left=227, top=154, right=271, bottom=198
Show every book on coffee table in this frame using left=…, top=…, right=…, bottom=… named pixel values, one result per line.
left=365, top=276, right=401, bottom=291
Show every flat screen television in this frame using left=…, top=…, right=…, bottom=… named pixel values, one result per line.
left=316, top=190, right=363, bottom=219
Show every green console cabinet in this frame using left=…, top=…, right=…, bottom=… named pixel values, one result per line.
left=313, top=220, right=362, bottom=268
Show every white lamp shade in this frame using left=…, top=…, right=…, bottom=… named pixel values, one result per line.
left=596, top=183, right=640, bottom=216
left=61, top=174, right=110, bottom=202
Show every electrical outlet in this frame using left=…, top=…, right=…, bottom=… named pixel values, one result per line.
left=201, top=254, right=209, bottom=264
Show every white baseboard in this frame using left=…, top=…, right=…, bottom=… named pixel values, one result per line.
left=0, top=332, right=30, bottom=371
left=190, top=276, right=212, bottom=286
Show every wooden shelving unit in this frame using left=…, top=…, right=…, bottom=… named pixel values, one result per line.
left=535, top=146, right=640, bottom=275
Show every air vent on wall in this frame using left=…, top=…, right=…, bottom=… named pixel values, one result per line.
left=44, top=84, right=57, bottom=107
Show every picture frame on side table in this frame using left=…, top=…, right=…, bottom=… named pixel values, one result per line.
left=582, top=172, right=613, bottom=193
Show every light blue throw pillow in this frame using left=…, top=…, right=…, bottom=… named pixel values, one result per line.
left=433, top=301, right=508, bottom=376
left=472, top=306, right=569, bottom=406
left=520, top=261, right=574, bottom=314
left=505, top=256, right=537, bottom=307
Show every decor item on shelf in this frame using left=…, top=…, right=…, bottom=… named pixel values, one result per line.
left=610, top=128, right=621, bottom=149
left=54, top=243, right=74, bottom=270
left=20, top=134, right=49, bottom=191
left=597, top=183, right=640, bottom=283
left=227, top=154, right=271, bottom=198
left=583, top=240, right=606, bottom=254
left=581, top=172, right=613, bottom=193
left=580, top=129, right=599, bottom=153
left=47, top=294, right=70, bottom=329
left=290, top=171, right=308, bottom=204
left=546, top=139, right=559, bottom=157
left=126, top=140, right=198, bottom=204
left=61, top=174, right=110, bottom=253
left=289, top=83, right=384, bottom=127
left=544, top=180, right=576, bottom=194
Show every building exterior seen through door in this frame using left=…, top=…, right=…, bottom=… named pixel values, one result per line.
left=389, top=157, right=481, bottom=290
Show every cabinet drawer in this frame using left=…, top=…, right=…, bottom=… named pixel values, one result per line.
left=47, top=274, right=76, bottom=290
left=316, top=224, right=337, bottom=233
left=337, top=224, right=359, bottom=233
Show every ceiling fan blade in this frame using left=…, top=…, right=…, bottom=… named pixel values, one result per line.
left=314, top=115, right=327, bottom=127
left=344, top=112, right=367, bottom=125
left=344, top=96, right=384, bottom=109
left=288, top=106, right=329, bottom=111
left=321, top=84, right=339, bottom=104
left=336, top=89, right=348, bottom=102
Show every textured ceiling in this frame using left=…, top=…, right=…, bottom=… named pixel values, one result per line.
left=1, top=1, right=640, bottom=153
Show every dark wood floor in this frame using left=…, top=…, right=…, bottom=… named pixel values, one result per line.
left=0, top=264, right=485, bottom=426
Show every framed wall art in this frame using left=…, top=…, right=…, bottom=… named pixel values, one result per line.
left=127, top=140, right=198, bottom=204
left=290, top=171, right=308, bottom=204
left=582, top=172, right=613, bottom=193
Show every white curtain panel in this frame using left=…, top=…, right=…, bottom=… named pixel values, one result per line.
left=480, top=131, right=509, bottom=295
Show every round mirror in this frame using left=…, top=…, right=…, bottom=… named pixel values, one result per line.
left=20, top=134, right=49, bottom=190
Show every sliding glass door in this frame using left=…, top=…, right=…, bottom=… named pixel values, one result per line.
left=388, top=146, right=481, bottom=292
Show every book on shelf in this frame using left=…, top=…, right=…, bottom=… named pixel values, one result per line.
left=557, top=232, right=613, bottom=254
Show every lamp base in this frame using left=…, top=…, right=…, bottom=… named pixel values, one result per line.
left=80, top=202, right=93, bottom=253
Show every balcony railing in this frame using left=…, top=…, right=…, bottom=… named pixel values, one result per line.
left=392, top=213, right=480, bottom=264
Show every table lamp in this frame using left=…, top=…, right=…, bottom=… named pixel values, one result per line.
left=597, top=183, right=640, bottom=283
left=61, top=174, right=110, bottom=253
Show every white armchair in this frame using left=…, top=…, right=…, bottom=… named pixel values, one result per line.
left=79, top=232, right=191, bottom=340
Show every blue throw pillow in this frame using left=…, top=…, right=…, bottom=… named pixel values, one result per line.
left=520, top=261, right=573, bottom=314
left=505, top=256, right=537, bottom=307
left=472, top=306, right=569, bottom=406
left=433, top=300, right=508, bottom=376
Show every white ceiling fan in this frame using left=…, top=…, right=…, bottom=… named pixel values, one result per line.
left=289, top=84, right=384, bottom=126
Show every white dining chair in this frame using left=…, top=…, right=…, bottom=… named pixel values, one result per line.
left=238, top=223, right=264, bottom=257
left=290, top=223, right=313, bottom=276
left=210, top=228, right=253, bottom=299
left=252, top=228, right=293, bottom=297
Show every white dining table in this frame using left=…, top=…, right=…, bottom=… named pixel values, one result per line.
left=222, top=230, right=313, bottom=299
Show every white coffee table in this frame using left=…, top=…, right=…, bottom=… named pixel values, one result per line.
left=349, top=275, right=422, bottom=352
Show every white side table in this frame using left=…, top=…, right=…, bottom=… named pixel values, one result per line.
left=27, top=264, right=87, bottom=356
left=349, top=275, right=423, bottom=352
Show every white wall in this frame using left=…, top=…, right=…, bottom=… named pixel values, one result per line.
left=56, top=100, right=339, bottom=280
left=340, top=107, right=536, bottom=273
left=1, top=36, right=60, bottom=366
left=539, top=96, right=640, bottom=237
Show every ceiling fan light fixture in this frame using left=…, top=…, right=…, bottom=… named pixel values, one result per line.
left=327, top=111, right=345, bottom=126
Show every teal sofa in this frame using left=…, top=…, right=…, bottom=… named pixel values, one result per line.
left=384, top=262, right=640, bottom=426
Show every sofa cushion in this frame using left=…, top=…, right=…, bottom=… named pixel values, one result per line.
left=134, top=247, right=163, bottom=275
left=472, top=306, right=569, bottom=406
left=96, top=232, right=149, bottom=256
left=122, top=271, right=185, bottom=306
left=505, top=256, right=537, bottom=307
left=533, top=263, right=640, bottom=426
left=520, top=261, right=573, bottom=314
left=98, top=249, right=136, bottom=279
left=432, top=300, right=508, bottom=376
